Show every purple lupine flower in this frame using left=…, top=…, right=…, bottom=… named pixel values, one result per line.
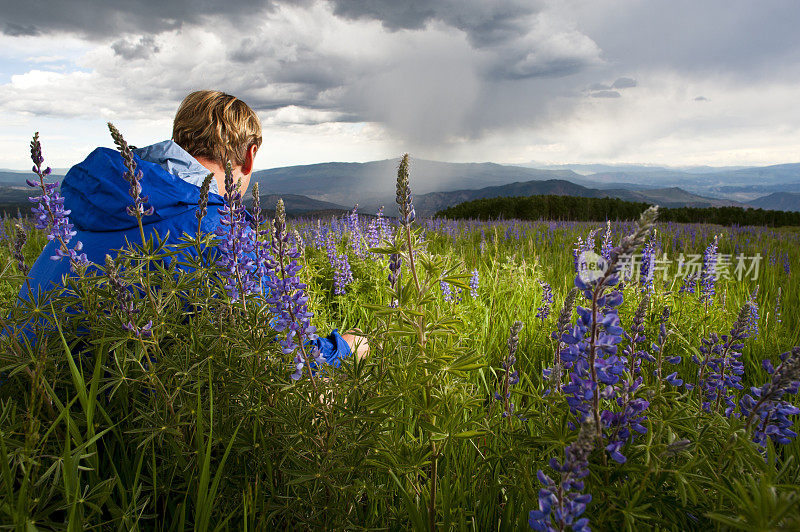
left=601, top=220, right=614, bottom=261
left=347, top=205, right=365, bottom=258
left=388, top=253, right=402, bottom=289
left=639, top=229, right=657, bottom=292
left=536, top=281, right=553, bottom=322
left=652, top=307, right=681, bottom=385
left=694, top=303, right=750, bottom=415
left=388, top=253, right=402, bottom=307
left=105, top=254, right=151, bottom=338
left=469, top=268, right=479, bottom=298
left=292, top=230, right=305, bottom=256
left=325, top=231, right=337, bottom=266
left=561, top=207, right=658, bottom=457
left=376, top=206, right=390, bottom=241
left=263, top=199, right=324, bottom=379
left=622, top=295, right=653, bottom=376
left=543, top=288, right=579, bottom=395
left=529, top=416, right=595, bottom=532
left=313, top=220, right=325, bottom=249
left=573, top=229, right=599, bottom=274
left=602, top=376, right=649, bottom=463
left=366, top=218, right=381, bottom=249
left=495, top=321, right=523, bottom=418
left=679, top=273, right=697, bottom=294
left=700, top=236, right=719, bottom=306
left=440, top=279, right=453, bottom=303
left=572, top=235, right=585, bottom=273
left=26, top=132, right=88, bottom=270
left=746, top=286, right=759, bottom=338
left=215, top=163, right=257, bottom=301
left=108, top=123, right=154, bottom=219
left=741, top=347, right=800, bottom=448
left=333, top=252, right=353, bottom=295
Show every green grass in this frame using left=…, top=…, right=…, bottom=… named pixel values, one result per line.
left=0, top=212, right=798, bottom=530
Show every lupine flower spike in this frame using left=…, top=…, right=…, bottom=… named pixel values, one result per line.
left=396, top=154, right=420, bottom=292
left=334, top=252, right=353, bottom=295
left=396, top=154, right=415, bottom=227
left=107, top=123, right=154, bottom=221
left=746, top=286, right=759, bottom=338
left=700, top=235, right=719, bottom=306
left=561, top=207, right=657, bottom=450
left=263, top=199, right=324, bottom=381
left=469, top=268, right=479, bottom=298
left=601, top=220, right=614, bottom=261
left=11, top=224, right=29, bottom=276
left=215, top=162, right=257, bottom=301
left=694, top=303, right=750, bottom=415
left=196, top=172, right=214, bottom=234
left=27, top=132, right=88, bottom=271
left=529, top=416, right=596, bottom=532
left=536, top=281, right=554, bottom=322
left=496, top=321, right=523, bottom=418
left=741, top=347, right=800, bottom=448
left=105, top=254, right=151, bottom=337
left=543, top=288, right=579, bottom=394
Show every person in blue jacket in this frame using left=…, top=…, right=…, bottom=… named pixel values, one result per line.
left=20, top=89, right=368, bottom=364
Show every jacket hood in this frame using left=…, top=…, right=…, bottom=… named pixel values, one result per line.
left=61, top=141, right=223, bottom=232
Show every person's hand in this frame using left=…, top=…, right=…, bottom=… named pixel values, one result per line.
left=341, top=332, right=369, bottom=360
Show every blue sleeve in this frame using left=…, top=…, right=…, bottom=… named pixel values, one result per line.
left=312, top=329, right=352, bottom=368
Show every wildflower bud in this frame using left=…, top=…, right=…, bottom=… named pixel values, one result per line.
left=395, top=154, right=415, bottom=226
left=11, top=224, right=29, bottom=275
left=553, top=288, right=579, bottom=340
left=197, top=172, right=214, bottom=226
left=508, top=321, right=524, bottom=359
left=293, top=230, right=304, bottom=256
left=661, top=438, right=692, bottom=457
left=108, top=122, right=153, bottom=219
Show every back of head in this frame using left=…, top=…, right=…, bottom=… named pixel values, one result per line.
left=172, top=90, right=262, bottom=167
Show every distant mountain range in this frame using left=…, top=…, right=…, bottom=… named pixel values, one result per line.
left=2, top=158, right=800, bottom=218
left=250, top=159, right=584, bottom=206
left=251, top=159, right=800, bottom=214
left=747, top=192, right=800, bottom=212
left=388, top=180, right=744, bottom=217
left=250, top=193, right=350, bottom=217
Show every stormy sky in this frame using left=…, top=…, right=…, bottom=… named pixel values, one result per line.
left=1, top=0, right=799, bottom=170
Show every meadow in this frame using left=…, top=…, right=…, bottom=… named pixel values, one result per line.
left=0, top=145, right=799, bottom=530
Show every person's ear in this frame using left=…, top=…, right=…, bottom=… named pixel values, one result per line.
left=241, top=144, right=258, bottom=176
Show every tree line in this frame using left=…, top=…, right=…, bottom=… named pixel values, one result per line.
left=435, top=195, right=800, bottom=227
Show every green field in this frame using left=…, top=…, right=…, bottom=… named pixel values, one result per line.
left=1, top=193, right=799, bottom=529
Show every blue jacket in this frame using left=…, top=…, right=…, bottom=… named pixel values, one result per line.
left=20, top=140, right=351, bottom=365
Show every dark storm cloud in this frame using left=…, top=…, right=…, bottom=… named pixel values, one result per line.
left=329, top=0, right=540, bottom=46
left=2, top=22, right=40, bottom=36
left=0, top=0, right=291, bottom=39
left=329, top=0, right=599, bottom=80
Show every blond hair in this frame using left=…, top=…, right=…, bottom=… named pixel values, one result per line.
left=172, top=90, right=262, bottom=166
